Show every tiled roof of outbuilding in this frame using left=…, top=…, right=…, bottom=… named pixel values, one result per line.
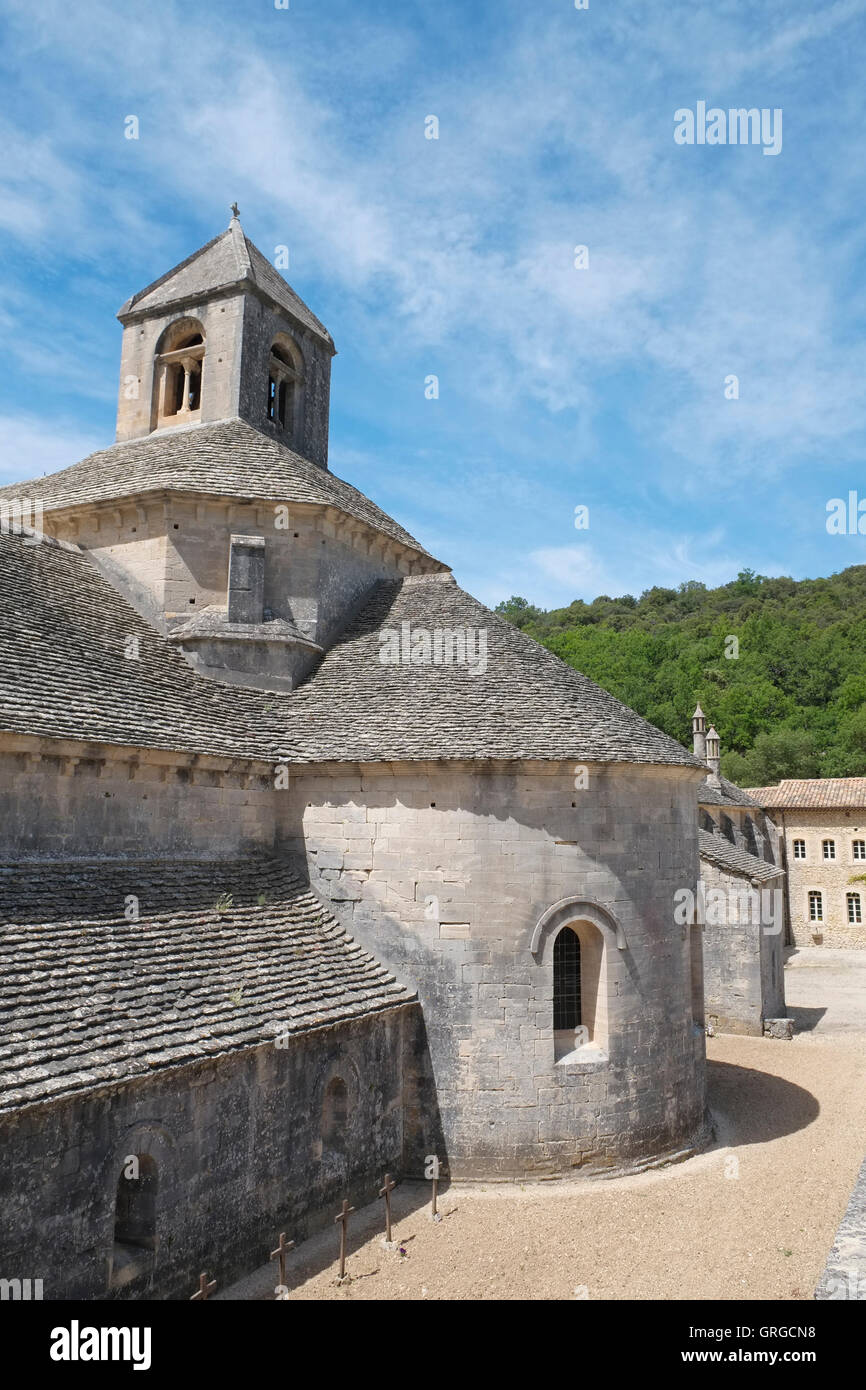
left=0, top=531, right=706, bottom=769
left=745, top=778, right=866, bottom=810
left=0, top=856, right=415, bottom=1113
left=0, top=418, right=433, bottom=558
left=698, top=829, right=784, bottom=882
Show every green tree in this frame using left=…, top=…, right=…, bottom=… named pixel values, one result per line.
left=722, top=729, right=820, bottom=786
left=499, top=563, right=866, bottom=783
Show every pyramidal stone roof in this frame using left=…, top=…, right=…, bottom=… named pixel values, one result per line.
left=0, top=856, right=415, bottom=1113
left=117, top=214, right=334, bottom=349
left=0, top=418, right=434, bottom=558
left=0, top=529, right=706, bottom=770
left=283, top=574, right=707, bottom=767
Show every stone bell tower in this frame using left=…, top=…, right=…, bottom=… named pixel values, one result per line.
left=114, top=207, right=336, bottom=467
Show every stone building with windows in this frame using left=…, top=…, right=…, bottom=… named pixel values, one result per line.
left=0, top=215, right=720, bottom=1299
left=746, top=778, right=866, bottom=948
left=690, top=708, right=788, bottom=1037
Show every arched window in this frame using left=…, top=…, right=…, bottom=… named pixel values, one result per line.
left=322, top=1076, right=348, bottom=1149
left=267, top=336, right=303, bottom=436
left=549, top=919, right=608, bottom=1061
left=153, top=318, right=205, bottom=428
left=113, top=1154, right=158, bottom=1251
left=553, top=927, right=581, bottom=1030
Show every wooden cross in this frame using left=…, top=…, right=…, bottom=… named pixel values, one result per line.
left=270, top=1231, right=295, bottom=1291
left=379, top=1173, right=398, bottom=1243
left=190, top=1272, right=216, bottom=1301
left=334, top=1198, right=355, bottom=1281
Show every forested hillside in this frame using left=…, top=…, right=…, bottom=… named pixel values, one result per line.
left=495, top=566, right=866, bottom=784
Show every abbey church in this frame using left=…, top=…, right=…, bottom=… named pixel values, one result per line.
left=0, top=215, right=787, bottom=1299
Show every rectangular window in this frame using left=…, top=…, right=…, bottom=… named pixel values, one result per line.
left=847, top=893, right=862, bottom=924
left=853, top=840, right=866, bottom=861
left=809, top=891, right=823, bottom=922
left=822, top=839, right=836, bottom=861
left=793, top=839, right=806, bottom=860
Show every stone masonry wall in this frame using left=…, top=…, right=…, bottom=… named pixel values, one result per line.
left=116, top=293, right=246, bottom=441
left=0, top=1006, right=417, bottom=1300
left=699, top=860, right=785, bottom=1036
left=0, top=742, right=277, bottom=859
left=779, top=807, right=866, bottom=947
left=279, top=759, right=709, bottom=1179
left=161, top=498, right=413, bottom=648
left=238, top=294, right=333, bottom=467
left=49, top=497, right=437, bottom=656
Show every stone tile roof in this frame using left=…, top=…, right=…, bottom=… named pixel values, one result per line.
left=699, top=775, right=761, bottom=809
left=745, top=778, right=866, bottom=810
left=0, top=533, right=705, bottom=768
left=0, top=418, right=433, bottom=558
left=283, top=575, right=706, bottom=767
left=698, top=829, right=784, bottom=882
left=0, top=857, right=414, bottom=1113
left=117, top=218, right=334, bottom=348
left=0, top=530, right=285, bottom=760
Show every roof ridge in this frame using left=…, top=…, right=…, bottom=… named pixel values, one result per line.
left=118, top=227, right=232, bottom=318
left=0, top=417, right=439, bottom=560
left=231, top=217, right=253, bottom=280
left=116, top=222, right=333, bottom=346
left=243, top=237, right=333, bottom=343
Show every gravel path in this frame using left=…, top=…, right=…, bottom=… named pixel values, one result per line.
left=222, top=1025, right=866, bottom=1302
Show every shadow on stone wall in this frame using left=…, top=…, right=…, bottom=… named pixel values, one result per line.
left=283, top=851, right=449, bottom=1180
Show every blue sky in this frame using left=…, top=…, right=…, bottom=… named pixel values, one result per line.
left=1, top=0, right=866, bottom=607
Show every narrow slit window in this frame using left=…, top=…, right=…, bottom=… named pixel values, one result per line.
left=322, top=1076, right=349, bottom=1149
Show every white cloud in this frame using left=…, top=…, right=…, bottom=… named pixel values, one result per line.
left=2, top=0, right=864, bottom=584
left=0, top=414, right=102, bottom=487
